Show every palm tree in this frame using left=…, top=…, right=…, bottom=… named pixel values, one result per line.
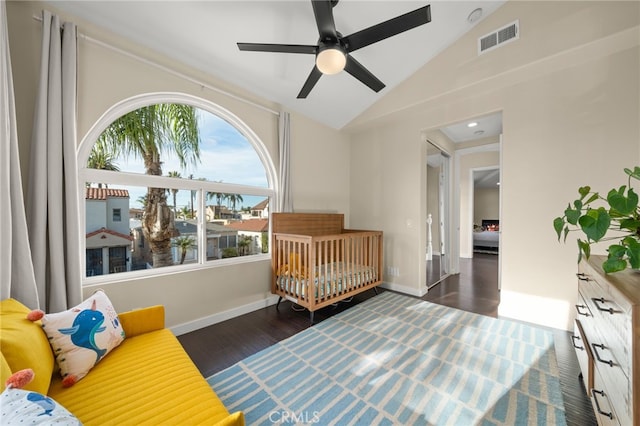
left=97, top=104, right=201, bottom=267
left=237, top=235, right=253, bottom=256
left=207, top=188, right=227, bottom=219
left=137, top=194, right=148, bottom=209
left=177, top=206, right=192, bottom=220
left=227, top=193, right=243, bottom=213
left=87, top=139, right=120, bottom=187
left=167, top=171, right=181, bottom=216
left=172, top=235, right=196, bottom=265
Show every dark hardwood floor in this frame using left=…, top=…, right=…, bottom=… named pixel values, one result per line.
left=178, top=253, right=595, bottom=425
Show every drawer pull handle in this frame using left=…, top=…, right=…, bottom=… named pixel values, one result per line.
left=592, top=297, right=615, bottom=315
left=575, top=304, right=590, bottom=316
left=591, top=343, right=614, bottom=367
left=591, top=389, right=613, bottom=419
left=570, top=335, right=584, bottom=350
left=576, top=273, right=589, bottom=281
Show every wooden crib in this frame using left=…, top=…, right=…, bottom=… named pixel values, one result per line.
left=271, top=213, right=383, bottom=322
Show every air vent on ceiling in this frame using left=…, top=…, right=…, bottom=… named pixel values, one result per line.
left=478, top=20, right=519, bottom=55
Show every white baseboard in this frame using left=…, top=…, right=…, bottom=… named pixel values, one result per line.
left=171, top=294, right=281, bottom=336
left=381, top=282, right=428, bottom=297
left=171, top=282, right=431, bottom=336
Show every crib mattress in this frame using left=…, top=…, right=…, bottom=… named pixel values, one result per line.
left=276, top=262, right=378, bottom=299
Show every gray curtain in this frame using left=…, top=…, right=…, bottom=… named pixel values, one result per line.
left=0, top=2, right=39, bottom=307
left=278, top=111, right=293, bottom=212
left=26, top=11, right=82, bottom=312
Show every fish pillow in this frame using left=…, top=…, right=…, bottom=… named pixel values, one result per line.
left=41, top=290, right=125, bottom=387
left=0, top=387, right=82, bottom=425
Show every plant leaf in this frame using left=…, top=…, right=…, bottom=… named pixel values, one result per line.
left=624, top=237, right=640, bottom=269
left=565, top=205, right=581, bottom=225
left=607, top=186, right=638, bottom=215
left=578, top=208, right=610, bottom=241
left=620, top=218, right=640, bottom=231
left=553, top=217, right=565, bottom=240
left=624, top=166, right=640, bottom=181
left=602, top=257, right=627, bottom=273
left=578, top=239, right=591, bottom=261
left=578, top=186, right=591, bottom=200
left=607, top=244, right=626, bottom=258
left=585, top=193, right=599, bottom=204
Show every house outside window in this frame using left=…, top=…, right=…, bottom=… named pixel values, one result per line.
left=78, top=94, right=277, bottom=283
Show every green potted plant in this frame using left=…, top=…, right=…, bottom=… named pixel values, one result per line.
left=554, top=166, right=640, bottom=273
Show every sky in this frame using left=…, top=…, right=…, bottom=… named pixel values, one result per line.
left=106, top=109, right=269, bottom=210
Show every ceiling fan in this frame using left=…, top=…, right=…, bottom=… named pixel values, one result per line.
left=237, top=1, right=432, bottom=99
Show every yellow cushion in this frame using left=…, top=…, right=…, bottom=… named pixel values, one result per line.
left=118, top=305, right=165, bottom=337
left=0, top=352, right=12, bottom=392
left=49, top=328, right=236, bottom=425
left=0, top=299, right=54, bottom=394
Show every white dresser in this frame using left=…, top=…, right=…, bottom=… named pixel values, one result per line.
left=572, top=255, right=639, bottom=425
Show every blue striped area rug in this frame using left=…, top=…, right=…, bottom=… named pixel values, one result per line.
left=207, top=292, right=566, bottom=425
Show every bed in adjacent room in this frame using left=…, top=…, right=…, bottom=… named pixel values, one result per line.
left=473, top=219, right=499, bottom=253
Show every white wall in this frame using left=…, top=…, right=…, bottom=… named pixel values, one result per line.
left=347, top=1, right=640, bottom=330
left=7, top=1, right=349, bottom=330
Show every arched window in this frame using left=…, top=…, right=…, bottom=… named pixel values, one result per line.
left=78, top=93, right=276, bottom=282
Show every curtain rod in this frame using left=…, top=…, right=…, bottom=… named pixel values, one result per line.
left=32, top=14, right=280, bottom=117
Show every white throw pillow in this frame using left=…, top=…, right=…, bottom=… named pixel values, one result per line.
left=41, top=290, right=125, bottom=387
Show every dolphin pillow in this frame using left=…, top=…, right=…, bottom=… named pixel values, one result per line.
left=41, top=290, right=125, bottom=387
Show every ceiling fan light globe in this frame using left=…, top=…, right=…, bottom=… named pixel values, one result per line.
left=316, top=48, right=346, bottom=75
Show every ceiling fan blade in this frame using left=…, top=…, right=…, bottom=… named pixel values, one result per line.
left=297, top=66, right=323, bottom=99
left=311, top=0, right=338, bottom=39
left=237, top=43, right=317, bottom=54
left=344, top=55, right=385, bottom=93
left=342, top=5, right=431, bottom=53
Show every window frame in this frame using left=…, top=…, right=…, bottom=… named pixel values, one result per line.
left=77, top=93, right=278, bottom=286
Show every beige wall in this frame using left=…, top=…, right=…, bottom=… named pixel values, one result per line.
left=8, top=1, right=640, bottom=331
left=7, top=1, right=350, bottom=330
left=474, top=188, right=500, bottom=226
left=347, top=1, right=640, bottom=330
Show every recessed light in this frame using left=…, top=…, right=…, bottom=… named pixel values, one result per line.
left=474, top=130, right=485, bottom=136
left=467, top=8, right=483, bottom=24
left=467, top=122, right=478, bottom=128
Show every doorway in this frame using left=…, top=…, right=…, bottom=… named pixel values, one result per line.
left=426, top=141, right=450, bottom=289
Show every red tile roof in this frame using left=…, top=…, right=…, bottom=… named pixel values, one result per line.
left=85, top=187, right=130, bottom=200
left=226, top=219, right=268, bottom=232
left=86, top=227, right=133, bottom=241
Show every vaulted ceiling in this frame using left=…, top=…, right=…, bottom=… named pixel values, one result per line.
left=47, top=0, right=506, bottom=129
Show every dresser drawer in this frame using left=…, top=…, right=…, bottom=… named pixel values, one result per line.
left=578, top=263, right=632, bottom=380
left=591, top=367, right=626, bottom=426
left=588, top=334, right=633, bottom=426
left=573, top=320, right=594, bottom=392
